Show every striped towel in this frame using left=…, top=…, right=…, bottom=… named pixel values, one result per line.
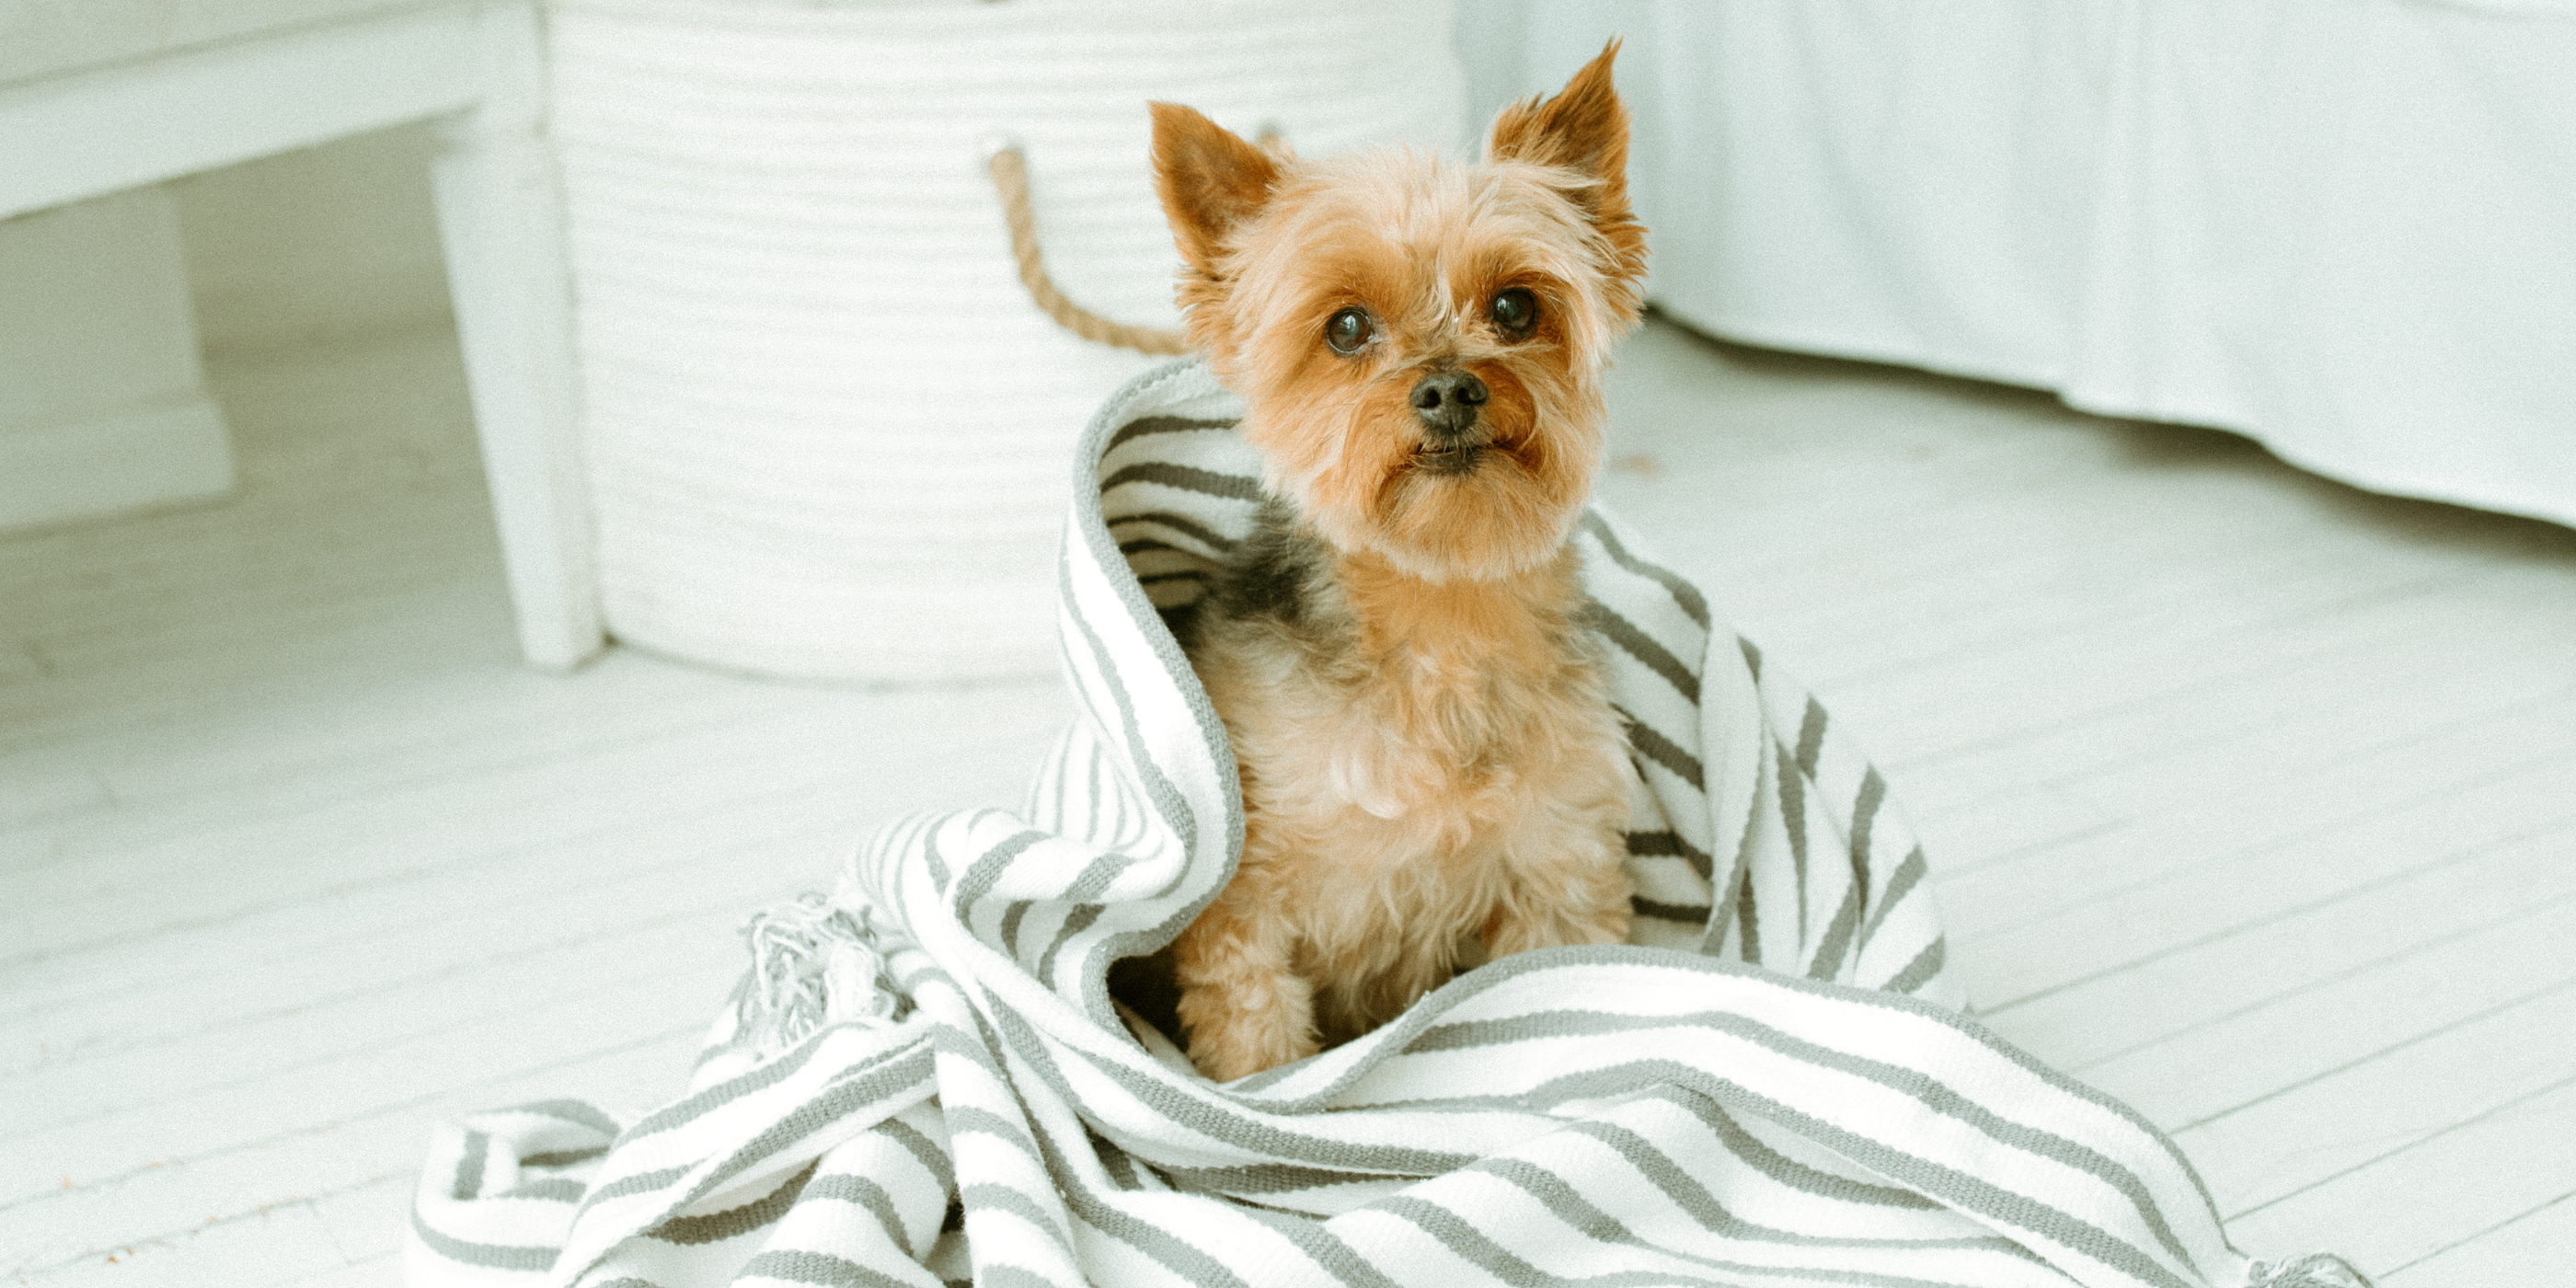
left=408, top=361, right=2365, bottom=1288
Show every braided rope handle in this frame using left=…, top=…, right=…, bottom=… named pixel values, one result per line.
left=985, top=141, right=1190, bottom=356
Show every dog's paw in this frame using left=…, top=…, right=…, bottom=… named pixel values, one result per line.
left=1175, top=963, right=1319, bottom=1082
left=1186, top=1027, right=1321, bottom=1083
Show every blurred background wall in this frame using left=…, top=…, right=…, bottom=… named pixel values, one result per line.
left=171, top=121, right=454, bottom=359
left=6, top=1, right=2569, bottom=560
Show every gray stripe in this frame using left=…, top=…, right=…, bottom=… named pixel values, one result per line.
left=496, top=1177, right=586, bottom=1202
left=1459, top=1156, right=1645, bottom=1258
left=619, top=973, right=851, bottom=1139
left=1487, top=940, right=2228, bottom=1279
left=736, top=1248, right=920, bottom=1288
left=1221, top=1202, right=1404, bottom=1288
left=960, top=1180, right=1073, bottom=1244
left=808, top=1172, right=917, bottom=1258
left=980, top=1269, right=1073, bottom=1288
left=990, top=1149, right=1248, bottom=1288
left=1384, top=943, right=2206, bottom=1278
left=1737, top=634, right=1764, bottom=680
left=1106, top=414, right=1237, bottom=454
left=1055, top=546, right=1230, bottom=1033
left=1059, top=556, right=1201, bottom=871
left=1372, top=1194, right=1790, bottom=1288
left=1155, top=1160, right=1405, bottom=1196
left=1064, top=847, right=1144, bottom=902
left=1778, top=742, right=1809, bottom=929
left=1036, top=903, right=1105, bottom=989
left=1578, top=511, right=1710, bottom=628
left=1860, top=846, right=1929, bottom=949
left=1000, top=901, right=1032, bottom=959
left=1662, top=1088, right=1946, bottom=1212
left=944, top=1105, right=1044, bottom=1162
left=1068, top=362, right=1252, bottom=1038
left=1100, top=461, right=1261, bottom=500
left=1679, top=1007, right=2197, bottom=1280
left=1084, top=742, right=1107, bottom=844
left=1392, top=1043, right=2191, bottom=1288
left=1558, top=1109, right=2018, bottom=1253
left=1850, top=768, right=1886, bottom=914
left=521, top=1146, right=607, bottom=1167
left=1587, top=600, right=1700, bottom=704
left=1632, top=895, right=1713, bottom=924
left=920, top=814, right=952, bottom=889
left=1620, top=707, right=1706, bottom=790
left=503, top=1098, right=622, bottom=1136
left=969, top=1000, right=1441, bottom=1288
left=1703, top=748, right=1771, bottom=960
left=951, top=827, right=1051, bottom=913
left=1885, top=937, right=1947, bottom=995
left=452, top=1131, right=487, bottom=1201
left=585, top=1163, right=695, bottom=1206
left=1626, top=829, right=1713, bottom=880
left=1808, top=883, right=1864, bottom=982
left=1368, top=1195, right=1588, bottom=1285
left=1439, top=999, right=2182, bottom=1265
left=632, top=1044, right=937, bottom=1248
left=1691, top=1076, right=2198, bottom=1288
left=1407, top=1007, right=1705, bottom=1052
left=1106, top=509, right=1238, bottom=553
left=1794, top=698, right=1828, bottom=780
left=995, top=1001, right=1474, bottom=1173
left=879, top=1115, right=957, bottom=1199
left=1473, top=1155, right=1986, bottom=1288
left=407, top=1207, right=555, bottom=1272
left=1098, top=1133, right=1146, bottom=1190
left=952, top=1012, right=1258, bottom=1288
left=648, top=1161, right=813, bottom=1246
left=1736, top=857, right=1761, bottom=964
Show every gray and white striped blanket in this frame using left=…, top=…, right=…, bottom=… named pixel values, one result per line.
left=408, top=362, right=2362, bottom=1288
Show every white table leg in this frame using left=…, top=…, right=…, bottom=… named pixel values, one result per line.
left=429, top=0, right=602, bottom=671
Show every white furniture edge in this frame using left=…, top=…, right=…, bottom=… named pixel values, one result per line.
left=0, top=0, right=604, bottom=669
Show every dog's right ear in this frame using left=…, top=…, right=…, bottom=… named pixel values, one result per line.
left=1149, top=102, right=1279, bottom=275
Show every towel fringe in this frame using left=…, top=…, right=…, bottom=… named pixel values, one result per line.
left=2248, top=1253, right=2375, bottom=1288
left=732, top=892, right=912, bottom=1057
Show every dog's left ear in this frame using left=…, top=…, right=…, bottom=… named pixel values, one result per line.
left=1488, top=40, right=1632, bottom=213
left=1489, top=40, right=1648, bottom=314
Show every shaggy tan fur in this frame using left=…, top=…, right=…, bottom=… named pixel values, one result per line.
left=1149, top=44, right=1650, bottom=1081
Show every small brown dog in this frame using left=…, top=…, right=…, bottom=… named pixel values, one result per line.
left=1147, top=44, right=1651, bottom=1081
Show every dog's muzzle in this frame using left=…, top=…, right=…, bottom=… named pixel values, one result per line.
left=1411, top=370, right=1489, bottom=472
left=1411, top=370, right=1488, bottom=437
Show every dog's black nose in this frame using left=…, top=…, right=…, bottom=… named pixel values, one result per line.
left=1410, top=370, right=1489, bottom=437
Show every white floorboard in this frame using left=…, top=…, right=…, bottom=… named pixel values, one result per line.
left=5, top=316, right=2570, bottom=1284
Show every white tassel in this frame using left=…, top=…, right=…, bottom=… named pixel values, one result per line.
left=730, top=892, right=911, bottom=1059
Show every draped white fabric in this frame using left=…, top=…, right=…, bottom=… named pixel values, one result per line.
left=1470, top=0, right=2576, bottom=529
left=406, top=362, right=2389, bottom=1288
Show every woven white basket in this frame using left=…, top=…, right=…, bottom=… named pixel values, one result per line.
left=548, top=0, right=1466, bottom=681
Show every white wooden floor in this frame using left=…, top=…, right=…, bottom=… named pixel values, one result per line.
left=5, top=316, right=2570, bottom=1285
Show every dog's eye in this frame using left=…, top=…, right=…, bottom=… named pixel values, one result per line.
left=1324, top=308, right=1373, bottom=354
left=1492, top=287, right=1539, bottom=338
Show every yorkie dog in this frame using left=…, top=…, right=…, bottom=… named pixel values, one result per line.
left=1147, top=44, right=1650, bottom=1081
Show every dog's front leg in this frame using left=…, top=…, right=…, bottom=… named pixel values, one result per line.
left=1172, top=858, right=1318, bottom=1082
left=1485, top=831, right=1634, bottom=959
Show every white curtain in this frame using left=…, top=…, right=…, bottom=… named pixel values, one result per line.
left=1466, top=0, right=2576, bottom=529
